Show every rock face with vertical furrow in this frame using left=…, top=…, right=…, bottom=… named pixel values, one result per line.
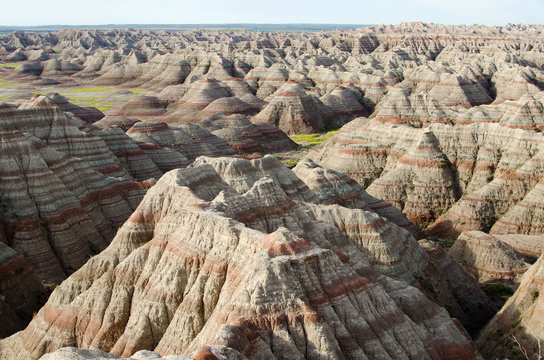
left=477, top=253, right=544, bottom=359
left=0, top=156, right=483, bottom=360
left=0, top=130, right=148, bottom=284
left=308, top=117, right=544, bottom=237
left=449, top=231, right=537, bottom=285
left=200, top=113, right=298, bottom=154
left=366, top=130, right=457, bottom=227
left=252, top=83, right=330, bottom=134
left=0, top=96, right=152, bottom=285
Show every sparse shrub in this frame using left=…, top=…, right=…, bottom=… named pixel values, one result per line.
left=289, top=129, right=338, bottom=149
left=483, top=283, right=514, bottom=299
left=444, top=237, right=456, bottom=248
left=284, top=159, right=299, bottom=169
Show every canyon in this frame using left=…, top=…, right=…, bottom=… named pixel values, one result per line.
left=0, top=22, right=544, bottom=359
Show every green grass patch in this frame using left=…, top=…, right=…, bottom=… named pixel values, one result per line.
left=290, top=129, right=338, bottom=148
left=483, top=283, right=514, bottom=299
left=0, top=63, right=18, bottom=68
left=127, top=88, right=149, bottom=94
left=0, top=77, right=24, bottom=88
left=283, top=159, right=299, bottom=168
left=66, top=86, right=148, bottom=95
left=68, top=87, right=119, bottom=93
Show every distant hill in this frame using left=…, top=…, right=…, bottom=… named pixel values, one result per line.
left=0, top=23, right=368, bottom=33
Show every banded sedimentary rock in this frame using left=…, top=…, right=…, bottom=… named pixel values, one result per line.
left=115, top=95, right=166, bottom=118
left=126, top=121, right=233, bottom=171
left=0, top=130, right=148, bottom=283
left=201, top=96, right=258, bottom=117
left=366, top=130, right=457, bottom=227
left=253, top=83, right=330, bottom=134
left=320, top=85, right=367, bottom=122
left=200, top=114, right=298, bottom=154
left=292, top=158, right=421, bottom=236
left=40, top=348, right=193, bottom=360
left=0, top=156, right=481, bottom=359
left=168, top=78, right=230, bottom=117
left=193, top=156, right=494, bottom=331
left=3, top=24, right=544, bottom=138
left=87, top=125, right=164, bottom=181
left=47, top=93, right=105, bottom=123
left=0, top=96, right=150, bottom=284
left=1, top=95, right=132, bottom=178
left=93, top=116, right=141, bottom=132
left=373, top=86, right=453, bottom=127
left=449, top=231, right=535, bottom=285
left=309, top=117, right=544, bottom=236
left=477, top=253, right=544, bottom=359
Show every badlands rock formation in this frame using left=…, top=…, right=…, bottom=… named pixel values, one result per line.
left=449, top=231, right=544, bottom=285
left=3, top=23, right=544, bottom=359
left=3, top=23, right=540, bottom=135
left=0, top=242, right=46, bottom=337
left=476, top=253, right=544, bottom=359
left=40, top=348, right=193, bottom=360
left=0, top=156, right=483, bottom=360
left=308, top=117, right=544, bottom=236
left=0, top=94, right=296, bottom=287
left=0, top=96, right=150, bottom=284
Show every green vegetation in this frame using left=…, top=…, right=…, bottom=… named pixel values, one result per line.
left=483, top=283, right=515, bottom=300
left=0, top=63, right=18, bottom=68
left=129, top=88, right=149, bottom=94
left=68, top=87, right=118, bottom=93
left=290, top=129, right=338, bottom=149
left=0, top=77, right=21, bottom=88
left=444, top=237, right=456, bottom=248
left=283, top=159, right=299, bottom=169
left=36, top=86, right=149, bottom=112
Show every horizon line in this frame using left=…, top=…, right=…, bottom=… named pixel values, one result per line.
left=1, top=22, right=539, bottom=28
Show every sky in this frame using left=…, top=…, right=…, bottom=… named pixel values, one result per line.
left=0, top=0, right=543, bottom=26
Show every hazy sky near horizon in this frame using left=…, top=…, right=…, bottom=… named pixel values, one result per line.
left=1, top=0, right=543, bottom=26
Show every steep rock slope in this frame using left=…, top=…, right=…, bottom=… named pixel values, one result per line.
left=3, top=24, right=544, bottom=136
left=477, top=253, right=544, bottom=359
left=40, top=348, right=193, bottom=360
left=449, top=231, right=539, bottom=285
left=1, top=156, right=482, bottom=360
left=200, top=114, right=298, bottom=154
left=0, top=97, right=151, bottom=283
left=0, top=242, right=47, bottom=337
left=308, top=117, right=544, bottom=237
left=0, top=130, right=148, bottom=284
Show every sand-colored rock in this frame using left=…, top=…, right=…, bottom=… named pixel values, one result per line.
left=450, top=231, right=533, bottom=285
left=0, top=96, right=150, bottom=284
left=200, top=114, right=298, bottom=154
left=93, top=116, right=141, bottom=132
left=366, top=130, right=457, bottom=227
left=0, top=156, right=482, bottom=359
left=252, top=82, right=329, bottom=134
left=47, top=93, right=105, bottom=123
left=115, top=95, right=166, bottom=118
left=309, top=117, right=544, bottom=236
left=477, top=253, right=544, bottom=359
left=126, top=121, right=232, bottom=171
left=40, top=347, right=192, bottom=360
